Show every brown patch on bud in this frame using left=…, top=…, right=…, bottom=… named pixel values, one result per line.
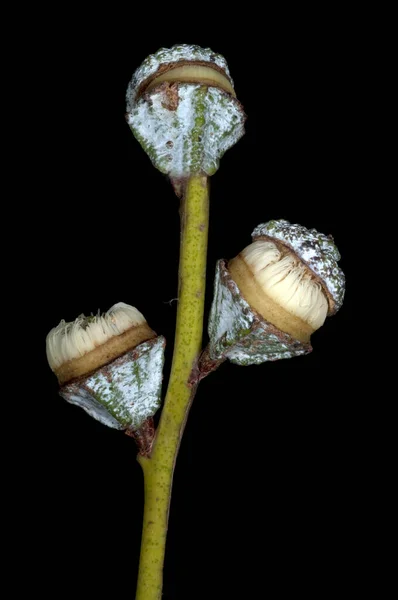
left=126, top=417, right=156, bottom=457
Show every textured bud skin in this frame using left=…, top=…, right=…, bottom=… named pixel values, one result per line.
left=126, top=45, right=245, bottom=181
left=252, top=220, right=345, bottom=314
left=127, top=84, right=245, bottom=179
left=208, top=261, right=311, bottom=366
left=60, top=336, right=165, bottom=431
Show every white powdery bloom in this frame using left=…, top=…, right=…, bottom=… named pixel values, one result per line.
left=241, top=240, right=328, bottom=330
left=46, top=302, right=146, bottom=370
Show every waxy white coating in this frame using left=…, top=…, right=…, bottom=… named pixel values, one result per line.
left=60, top=337, right=165, bottom=431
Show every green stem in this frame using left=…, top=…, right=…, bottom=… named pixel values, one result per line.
left=135, top=175, right=209, bottom=600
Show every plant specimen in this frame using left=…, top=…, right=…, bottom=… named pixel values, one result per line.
left=46, top=45, right=345, bottom=600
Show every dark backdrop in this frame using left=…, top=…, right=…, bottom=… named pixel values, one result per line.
left=24, top=16, right=358, bottom=600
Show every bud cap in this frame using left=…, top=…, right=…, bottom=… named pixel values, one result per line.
left=126, top=44, right=233, bottom=108
left=252, top=220, right=345, bottom=314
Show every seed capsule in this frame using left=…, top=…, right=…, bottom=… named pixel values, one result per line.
left=126, top=44, right=246, bottom=193
left=206, top=221, right=345, bottom=367
left=46, top=303, right=165, bottom=435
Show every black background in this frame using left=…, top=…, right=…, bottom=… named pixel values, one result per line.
left=22, top=13, right=360, bottom=599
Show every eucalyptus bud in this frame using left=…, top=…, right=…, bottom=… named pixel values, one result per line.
left=205, top=220, right=345, bottom=368
left=126, top=44, right=245, bottom=194
left=46, top=302, right=165, bottom=445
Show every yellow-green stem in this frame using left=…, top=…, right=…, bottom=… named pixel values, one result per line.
left=135, top=175, right=209, bottom=600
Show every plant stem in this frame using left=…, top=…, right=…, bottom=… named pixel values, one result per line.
left=135, top=175, right=209, bottom=600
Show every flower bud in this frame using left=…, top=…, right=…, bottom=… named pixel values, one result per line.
left=126, top=44, right=245, bottom=193
left=229, top=240, right=328, bottom=342
left=46, top=303, right=165, bottom=435
left=206, top=221, right=345, bottom=367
